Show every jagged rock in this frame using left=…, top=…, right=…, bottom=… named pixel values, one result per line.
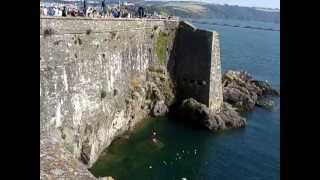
left=152, top=100, right=168, bottom=117
left=80, top=139, right=91, bottom=165
left=223, top=86, right=256, bottom=112
left=146, top=82, right=163, bottom=101
left=222, top=70, right=279, bottom=112
left=179, top=98, right=210, bottom=125
left=132, top=91, right=140, bottom=100
left=256, top=97, right=275, bottom=110
left=178, top=98, right=246, bottom=131
left=213, top=102, right=246, bottom=129
left=251, top=80, right=280, bottom=96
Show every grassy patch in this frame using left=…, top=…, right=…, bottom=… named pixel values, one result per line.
left=154, top=31, right=176, bottom=64
left=154, top=32, right=168, bottom=64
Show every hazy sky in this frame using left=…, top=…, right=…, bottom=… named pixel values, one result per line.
left=147, top=0, right=280, bottom=9
left=207, top=0, right=279, bottom=8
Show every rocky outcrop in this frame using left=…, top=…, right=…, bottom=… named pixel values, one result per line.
left=211, top=102, right=246, bottom=130
left=178, top=98, right=246, bottom=131
left=146, top=66, right=174, bottom=117
left=152, top=100, right=169, bottom=117
left=222, top=70, right=279, bottom=112
left=176, top=70, right=279, bottom=132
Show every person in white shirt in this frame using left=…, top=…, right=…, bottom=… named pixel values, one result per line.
left=58, top=8, right=62, bottom=16
left=43, top=7, right=48, bottom=16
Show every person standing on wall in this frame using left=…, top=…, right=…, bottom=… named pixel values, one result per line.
left=138, top=7, right=144, bottom=18
left=101, top=0, right=107, bottom=17
left=83, top=0, right=87, bottom=16
left=62, top=6, right=67, bottom=17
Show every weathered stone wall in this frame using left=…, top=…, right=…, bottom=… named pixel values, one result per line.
left=40, top=17, right=178, bottom=167
left=40, top=17, right=223, bottom=179
left=209, top=32, right=223, bottom=113
left=170, top=21, right=223, bottom=113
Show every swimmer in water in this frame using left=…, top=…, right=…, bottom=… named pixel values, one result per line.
left=151, top=129, right=158, bottom=143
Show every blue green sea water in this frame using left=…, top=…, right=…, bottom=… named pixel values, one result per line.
left=90, top=19, right=280, bottom=180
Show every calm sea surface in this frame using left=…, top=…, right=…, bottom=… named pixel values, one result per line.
left=90, top=19, right=280, bottom=180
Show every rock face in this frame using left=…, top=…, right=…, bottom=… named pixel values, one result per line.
left=210, top=102, right=246, bottom=130
left=40, top=17, right=178, bottom=168
left=178, top=98, right=246, bottom=131
left=176, top=70, right=279, bottom=132
left=152, top=100, right=168, bottom=117
left=40, top=133, right=97, bottom=180
left=222, top=70, right=279, bottom=112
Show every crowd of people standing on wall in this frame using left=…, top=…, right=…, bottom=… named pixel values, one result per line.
left=40, top=0, right=147, bottom=19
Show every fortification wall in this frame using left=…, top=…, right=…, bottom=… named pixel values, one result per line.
left=40, top=17, right=223, bottom=178
left=40, top=17, right=179, bottom=166
left=171, top=21, right=223, bottom=113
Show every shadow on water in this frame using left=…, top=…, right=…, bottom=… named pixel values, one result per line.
left=89, top=115, right=248, bottom=180
left=89, top=98, right=279, bottom=180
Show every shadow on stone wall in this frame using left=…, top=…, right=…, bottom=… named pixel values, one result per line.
left=167, top=21, right=214, bottom=114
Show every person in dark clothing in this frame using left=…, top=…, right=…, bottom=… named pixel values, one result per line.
left=62, top=6, right=67, bottom=17
left=138, top=7, right=144, bottom=18
left=101, top=0, right=107, bottom=17
left=83, top=0, right=87, bottom=16
left=112, top=8, right=120, bottom=18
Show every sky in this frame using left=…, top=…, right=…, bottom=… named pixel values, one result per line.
left=147, top=0, right=280, bottom=9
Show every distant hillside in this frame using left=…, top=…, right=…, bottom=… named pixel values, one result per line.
left=139, top=1, right=280, bottom=23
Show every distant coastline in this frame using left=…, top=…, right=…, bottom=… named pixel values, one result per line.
left=189, top=20, right=280, bottom=31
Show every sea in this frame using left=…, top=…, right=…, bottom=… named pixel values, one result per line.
left=89, top=18, right=280, bottom=180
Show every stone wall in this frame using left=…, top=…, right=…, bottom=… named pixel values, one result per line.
left=170, top=21, right=223, bottom=113
left=40, top=17, right=223, bottom=179
left=40, top=17, right=178, bottom=167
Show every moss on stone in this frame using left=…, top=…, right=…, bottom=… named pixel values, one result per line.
left=155, top=32, right=169, bottom=64
left=154, top=31, right=176, bottom=65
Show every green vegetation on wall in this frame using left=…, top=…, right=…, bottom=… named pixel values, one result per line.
left=154, top=31, right=175, bottom=64
left=155, top=32, right=168, bottom=64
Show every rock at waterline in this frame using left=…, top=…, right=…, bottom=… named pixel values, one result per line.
left=256, top=97, right=275, bottom=110
left=222, top=70, right=279, bottom=112
left=176, top=69, right=280, bottom=131
left=177, top=98, right=246, bottom=131
left=152, top=100, right=168, bottom=117
left=251, top=80, right=280, bottom=96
